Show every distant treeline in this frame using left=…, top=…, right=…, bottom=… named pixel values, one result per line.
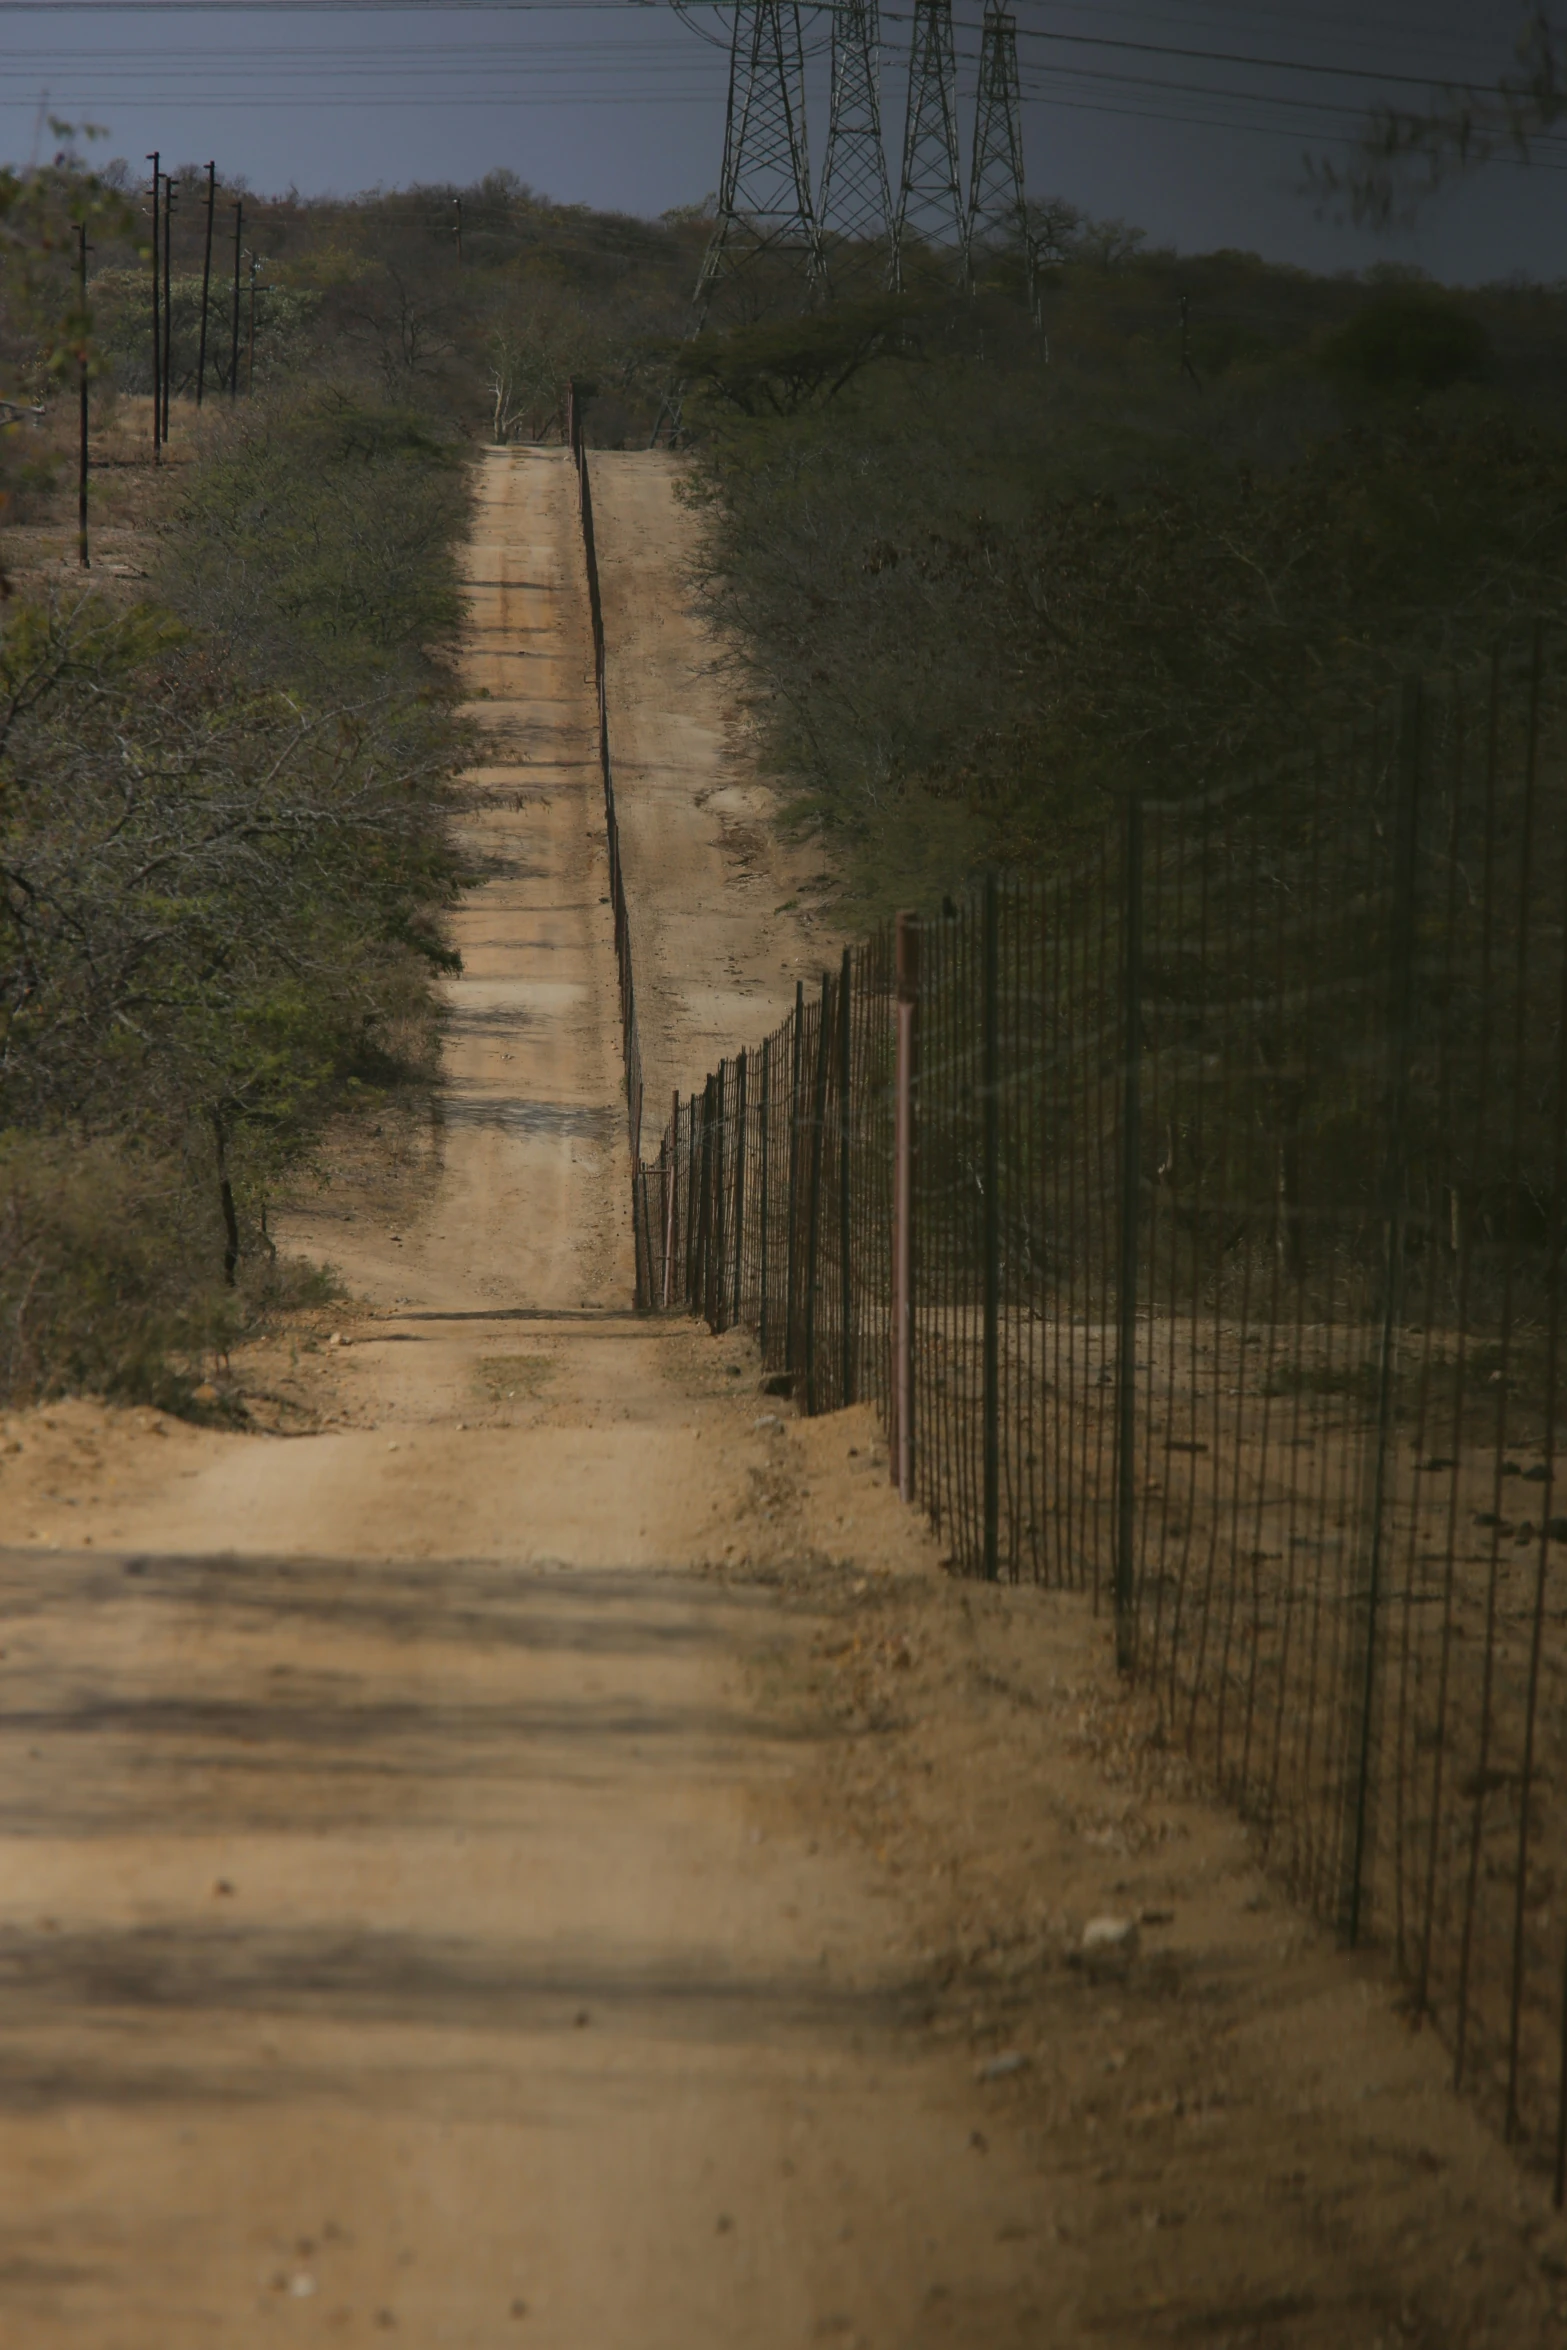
left=70, top=162, right=707, bottom=448
left=681, top=246, right=1567, bottom=915
left=0, top=152, right=489, bottom=1404
left=3, top=150, right=1566, bottom=1394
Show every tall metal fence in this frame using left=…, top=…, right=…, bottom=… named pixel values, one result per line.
left=566, top=387, right=644, bottom=1165
left=635, top=626, right=1567, bottom=2190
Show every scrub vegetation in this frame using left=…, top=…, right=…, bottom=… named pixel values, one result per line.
left=683, top=246, right=1567, bottom=914
left=0, top=160, right=479, bottom=1406
left=2, top=143, right=1565, bottom=1394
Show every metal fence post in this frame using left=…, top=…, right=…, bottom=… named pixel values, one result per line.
left=983, top=874, right=1001, bottom=1581
left=690, top=1090, right=704, bottom=1316
left=804, top=970, right=833, bottom=1415
left=711, top=1062, right=727, bottom=1330
left=784, top=980, right=804, bottom=1380
left=662, top=1089, right=679, bottom=1310
left=751, top=1048, right=765, bottom=1363
left=635, top=1167, right=655, bottom=1310
left=1114, top=801, right=1145, bottom=1670
left=697, top=1076, right=715, bottom=1326
left=1347, top=676, right=1423, bottom=1947
left=839, top=947, right=855, bottom=1409
left=733, top=1047, right=748, bottom=1327
left=892, top=912, right=921, bottom=1501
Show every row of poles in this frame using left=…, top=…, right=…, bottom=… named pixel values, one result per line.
left=144, top=153, right=263, bottom=463
left=72, top=157, right=265, bottom=573
left=695, top=0, right=1030, bottom=312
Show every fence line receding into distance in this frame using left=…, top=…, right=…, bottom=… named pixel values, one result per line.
left=627, top=618, right=1567, bottom=2196
left=566, top=386, right=646, bottom=1191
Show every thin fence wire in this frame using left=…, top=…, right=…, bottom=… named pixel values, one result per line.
left=565, top=388, right=645, bottom=1204
left=632, top=625, right=1567, bottom=2192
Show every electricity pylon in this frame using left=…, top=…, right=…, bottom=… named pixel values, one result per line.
left=968, top=0, right=1033, bottom=309
left=818, top=0, right=893, bottom=284
left=694, top=2, right=821, bottom=314
left=892, top=0, right=967, bottom=290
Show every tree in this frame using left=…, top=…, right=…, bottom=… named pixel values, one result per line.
left=674, top=298, right=927, bottom=420
left=1309, top=9, right=1564, bottom=227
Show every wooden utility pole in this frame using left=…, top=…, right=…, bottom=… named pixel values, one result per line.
left=196, top=161, right=216, bottom=404
left=161, top=173, right=176, bottom=439
left=228, top=199, right=243, bottom=398
left=76, top=222, right=90, bottom=570
left=453, top=194, right=464, bottom=263
left=146, top=152, right=161, bottom=460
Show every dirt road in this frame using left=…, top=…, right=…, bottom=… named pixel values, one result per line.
left=3, top=445, right=1567, bottom=2350
left=0, top=447, right=1057, bottom=2348
left=589, top=451, right=843, bottom=1117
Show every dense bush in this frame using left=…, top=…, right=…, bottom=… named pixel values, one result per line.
left=1322, top=289, right=1491, bottom=393
left=157, top=394, right=468, bottom=687
left=687, top=265, right=1567, bottom=912
left=0, top=393, right=470, bottom=1402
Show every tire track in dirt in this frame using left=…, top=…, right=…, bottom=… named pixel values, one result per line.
left=4, top=446, right=1567, bottom=2350
left=0, top=446, right=1065, bottom=2350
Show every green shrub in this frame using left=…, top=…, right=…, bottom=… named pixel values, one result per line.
left=0, top=390, right=471, bottom=1407
left=1321, top=291, right=1490, bottom=394
left=0, top=1133, right=232, bottom=1406
left=157, top=392, right=469, bottom=690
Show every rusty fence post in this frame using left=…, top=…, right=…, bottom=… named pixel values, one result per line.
left=733, top=1047, right=748, bottom=1326
left=758, top=1037, right=772, bottom=1357
left=891, top=912, right=921, bottom=1501
left=662, top=1089, right=679, bottom=1310
left=684, top=1092, right=697, bottom=1307
left=784, top=981, right=804, bottom=1383
left=839, top=948, right=854, bottom=1408
left=804, top=970, right=833, bottom=1414
left=710, top=1065, right=727, bottom=1330
left=697, top=1078, right=715, bottom=1324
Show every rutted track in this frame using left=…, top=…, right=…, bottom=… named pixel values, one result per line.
left=0, top=447, right=1059, bottom=2350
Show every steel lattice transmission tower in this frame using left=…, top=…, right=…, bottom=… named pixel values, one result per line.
left=892, top=0, right=967, bottom=290
left=818, top=0, right=893, bottom=280
left=694, top=3, right=821, bottom=313
left=967, top=0, right=1033, bottom=307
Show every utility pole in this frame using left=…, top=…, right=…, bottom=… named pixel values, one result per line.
left=694, top=2, right=821, bottom=317
left=453, top=193, right=464, bottom=264
left=146, top=151, right=161, bottom=461
left=196, top=161, right=216, bottom=404
left=968, top=1, right=1032, bottom=311
left=161, top=173, right=176, bottom=440
left=818, top=0, right=893, bottom=284
left=893, top=0, right=967, bottom=290
left=228, top=198, right=243, bottom=398
left=76, top=222, right=90, bottom=570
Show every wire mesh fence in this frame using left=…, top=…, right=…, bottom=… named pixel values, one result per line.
left=634, top=624, right=1567, bottom=2189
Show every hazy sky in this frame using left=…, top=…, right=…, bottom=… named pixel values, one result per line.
left=1, top=0, right=1561, bottom=282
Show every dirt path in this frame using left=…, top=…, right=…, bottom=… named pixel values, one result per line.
left=3, top=445, right=1567, bottom=2350
left=0, top=447, right=1057, bottom=2349
left=589, top=451, right=841, bottom=1116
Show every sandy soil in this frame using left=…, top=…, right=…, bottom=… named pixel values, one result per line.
left=589, top=451, right=842, bottom=1121
left=3, top=395, right=188, bottom=597
left=1, top=445, right=1566, bottom=2348
left=0, top=446, right=1053, bottom=2350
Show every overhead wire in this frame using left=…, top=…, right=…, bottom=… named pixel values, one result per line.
left=0, top=0, right=1553, bottom=174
